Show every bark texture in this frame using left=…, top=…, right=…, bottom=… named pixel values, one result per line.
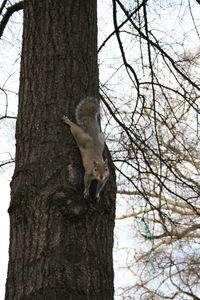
left=5, top=1, right=116, bottom=299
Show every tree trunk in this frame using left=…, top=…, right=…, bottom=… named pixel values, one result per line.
left=5, top=1, right=116, bottom=299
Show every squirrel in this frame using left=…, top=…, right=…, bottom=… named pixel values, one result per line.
left=62, top=97, right=109, bottom=200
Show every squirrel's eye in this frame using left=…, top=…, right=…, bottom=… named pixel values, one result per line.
left=94, top=168, right=97, bottom=172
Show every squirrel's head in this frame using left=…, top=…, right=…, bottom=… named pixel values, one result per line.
left=92, top=159, right=109, bottom=181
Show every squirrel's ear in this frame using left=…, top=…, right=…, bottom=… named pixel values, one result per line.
left=93, top=160, right=97, bottom=166
left=105, top=159, right=108, bottom=165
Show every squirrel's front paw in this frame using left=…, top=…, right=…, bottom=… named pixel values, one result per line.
left=83, top=190, right=89, bottom=199
left=95, top=194, right=100, bottom=202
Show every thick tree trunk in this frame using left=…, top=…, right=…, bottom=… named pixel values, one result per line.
left=5, top=1, right=116, bottom=299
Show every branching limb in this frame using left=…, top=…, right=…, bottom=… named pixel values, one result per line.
left=98, top=0, right=147, bottom=52
left=115, top=0, right=200, bottom=92
left=0, top=1, right=24, bottom=39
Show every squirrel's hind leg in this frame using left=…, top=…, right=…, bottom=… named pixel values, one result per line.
left=62, top=115, right=92, bottom=151
left=62, top=115, right=74, bottom=127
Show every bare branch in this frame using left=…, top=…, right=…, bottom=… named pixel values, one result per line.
left=115, top=0, right=200, bottom=93
left=98, top=0, right=147, bottom=52
left=0, top=1, right=24, bottom=39
left=0, top=0, right=8, bottom=16
left=0, top=115, right=17, bottom=120
left=0, top=159, right=15, bottom=168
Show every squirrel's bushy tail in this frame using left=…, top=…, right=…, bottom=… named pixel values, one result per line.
left=76, top=97, right=100, bottom=127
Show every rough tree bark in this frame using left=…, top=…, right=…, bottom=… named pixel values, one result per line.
left=5, top=0, right=116, bottom=299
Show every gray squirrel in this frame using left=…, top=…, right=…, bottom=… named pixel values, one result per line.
left=62, top=97, right=109, bottom=200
